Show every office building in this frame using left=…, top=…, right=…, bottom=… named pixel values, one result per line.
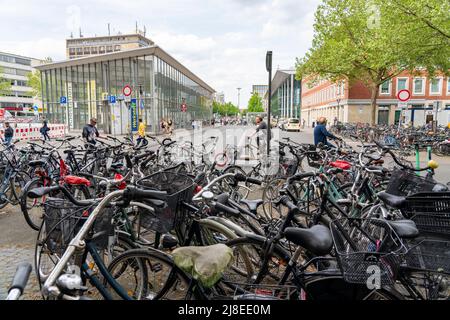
left=0, top=51, right=43, bottom=116
left=36, top=46, right=215, bottom=134
left=269, top=69, right=301, bottom=119
left=66, top=33, right=154, bottom=59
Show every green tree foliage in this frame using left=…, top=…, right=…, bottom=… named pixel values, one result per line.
left=247, top=92, right=264, bottom=113
left=213, top=101, right=239, bottom=116
left=296, top=0, right=449, bottom=125
left=26, top=57, right=53, bottom=99
left=0, top=66, right=12, bottom=94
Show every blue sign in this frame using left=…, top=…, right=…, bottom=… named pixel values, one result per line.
left=109, top=95, right=116, bottom=104
left=33, top=105, right=39, bottom=111
left=60, top=96, right=67, bottom=104
left=140, top=100, right=145, bottom=110
left=130, top=99, right=138, bottom=132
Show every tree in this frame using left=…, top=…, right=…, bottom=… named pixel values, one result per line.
left=212, top=101, right=239, bottom=116
left=0, top=66, right=12, bottom=94
left=296, top=0, right=449, bottom=125
left=26, top=57, right=53, bottom=99
left=247, top=92, right=264, bottom=113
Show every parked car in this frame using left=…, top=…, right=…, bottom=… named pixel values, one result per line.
left=284, top=118, right=301, bottom=132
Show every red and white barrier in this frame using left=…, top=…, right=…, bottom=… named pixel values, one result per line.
left=0, top=124, right=66, bottom=141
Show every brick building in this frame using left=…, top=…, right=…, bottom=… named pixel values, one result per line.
left=301, top=71, right=450, bottom=127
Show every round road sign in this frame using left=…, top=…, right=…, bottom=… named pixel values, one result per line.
left=397, top=89, right=411, bottom=102
left=123, top=85, right=132, bottom=97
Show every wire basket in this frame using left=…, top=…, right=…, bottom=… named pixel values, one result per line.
left=330, top=218, right=407, bottom=286
left=385, top=169, right=437, bottom=196
left=43, top=197, right=112, bottom=254
left=403, top=239, right=450, bottom=274
left=400, top=193, right=450, bottom=236
left=136, top=172, right=195, bottom=233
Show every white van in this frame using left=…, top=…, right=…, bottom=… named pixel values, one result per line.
left=284, top=118, right=301, bottom=132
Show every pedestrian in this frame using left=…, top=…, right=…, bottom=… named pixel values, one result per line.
left=302, top=119, right=306, bottom=129
left=40, top=118, right=51, bottom=141
left=82, top=118, right=100, bottom=145
left=167, top=118, right=173, bottom=135
left=313, top=117, right=341, bottom=148
left=252, top=116, right=268, bottom=152
left=136, top=118, right=148, bottom=148
left=3, top=122, right=14, bottom=146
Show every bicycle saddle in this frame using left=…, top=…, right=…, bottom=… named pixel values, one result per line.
left=28, top=160, right=46, bottom=167
left=240, top=199, right=264, bottom=213
left=385, top=220, right=419, bottom=239
left=378, top=192, right=407, bottom=209
left=172, top=244, right=233, bottom=288
left=284, top=225, right=333, bottom=256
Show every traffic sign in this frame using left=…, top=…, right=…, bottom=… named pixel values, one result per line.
left=33, top=105, right=39, bottom=111
left=140, top=100, right=145, bottom=110
left=109, top=95, right=117, bottom=104
left=123, top=85, right=132, bottom=97
left=398, top=102, right=408, bottom=110
left=60, top=96, right=67, bottom=104
left=397, top=89, right=411, bottom=102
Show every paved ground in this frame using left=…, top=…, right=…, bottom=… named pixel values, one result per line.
left=1, top=124, right=449, bottom=299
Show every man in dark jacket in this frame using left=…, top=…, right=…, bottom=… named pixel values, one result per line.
left=82, top=118, right=99, bottom=145
left=40, top=118, right=50, bottom=141
left=313, top=117, right=341, bottom=148
left=3, top=122, right=14, bottom=146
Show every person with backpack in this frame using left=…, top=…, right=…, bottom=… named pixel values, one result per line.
left=136, top=118, right=148, bottom=148
left=3, top=122, right=14, bottom=146
left=82, top=118, right=100, bottom=145
left=40, top=118, right=51, bottom=141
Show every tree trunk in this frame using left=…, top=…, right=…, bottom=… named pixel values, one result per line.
left=370, top=85, right=379, bottom=126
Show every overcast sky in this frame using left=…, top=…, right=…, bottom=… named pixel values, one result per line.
left=0, top=0, right=320, bottom=107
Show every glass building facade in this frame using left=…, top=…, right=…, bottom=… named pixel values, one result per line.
left=270, top=70, right=301, bottom=119
left=37, top=47, right=215, bottom=134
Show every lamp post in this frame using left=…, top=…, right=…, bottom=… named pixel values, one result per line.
left=266, top=51, right=272, bottom=157
left=237, top=88, right=242, bottom=109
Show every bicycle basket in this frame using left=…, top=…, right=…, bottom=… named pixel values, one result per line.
left=400, top=192, right=450, bottom=236
left=330, top=218, right=407, bottom=286
left=404, top=239, right=450, bottom=274
left=43, top=197, right=112, bottom=254
left=385, top=169, right=437, bottom=196
left=136, top=172, right=195, bottom=233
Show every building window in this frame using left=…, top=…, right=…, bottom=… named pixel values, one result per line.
left=69, top=48, right=75, bottom=54
left=76, top=48, right=82, bottom=54
left=106, top=46, right=113, bottom=52
left=380, top=80, right=391, bottom=95
left=430, top=78, right=442, bottom=95
left=114, top=45, right=121, bottom=51
left=99, top=46, right=105, bottom=53
left=91, top=47, right=98, bottom=54
left=84, top=47, right=90, bottom=54
left=413, top=78, right=425, bottom=95
left=397, top=78, right=408, bottom=93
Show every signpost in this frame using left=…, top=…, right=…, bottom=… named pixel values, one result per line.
left=60, top=96, right=67, bottom=105
left=123, top=85, right=132, bottom=97
left=397, top=89, right=411, bottom=130
left=266, top=51, right=272, bottom=158
left=109, top=95, right=117, bottom=104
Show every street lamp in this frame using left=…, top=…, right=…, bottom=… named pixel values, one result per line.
left=266, top=51, right=272, bottom=157
left=237, top=88, right=242, bottom=108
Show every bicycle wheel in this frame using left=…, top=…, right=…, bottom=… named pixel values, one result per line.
left=21, top=178, right=49, bottom=231
left=105, top=248, right=193, bottom=300
left=10, top=171, right=31, bottom=205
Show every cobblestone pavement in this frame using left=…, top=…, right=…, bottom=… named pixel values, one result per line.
left=0, top=244, right=41, bottom=300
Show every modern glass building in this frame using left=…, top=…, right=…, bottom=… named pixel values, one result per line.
left=269, top=69, right=301, bottom=119
left=36, top=46, right=215, bottom=134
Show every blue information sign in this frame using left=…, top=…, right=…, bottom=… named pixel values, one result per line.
left=109, top=95, right=116, bottom=104
left=33, top=105, right=39, bottom=111
left=140, top=100, right=145, bottom=110
left=130, top=99, right=138, bottom=132
left=60, top=96, right=67, bottom=104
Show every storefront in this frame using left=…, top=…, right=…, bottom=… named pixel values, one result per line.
left=36, top=46, right=215, bottom=134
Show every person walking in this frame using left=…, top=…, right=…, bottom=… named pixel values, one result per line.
left=40, top=118, right=51, bottom=141
left=313, top=117, right=341, bottom=148
left=82, top=118, right=100, bottom=145
left=252, top=116, right=268, bottom=153
left=167, top=118, right=173, bottom=135
left=136, top=118, right=148, bottom=148
left=3, top=122, right=14, bottom=146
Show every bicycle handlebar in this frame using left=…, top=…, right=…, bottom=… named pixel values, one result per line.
left=6, top=262, right=32, bottom=300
